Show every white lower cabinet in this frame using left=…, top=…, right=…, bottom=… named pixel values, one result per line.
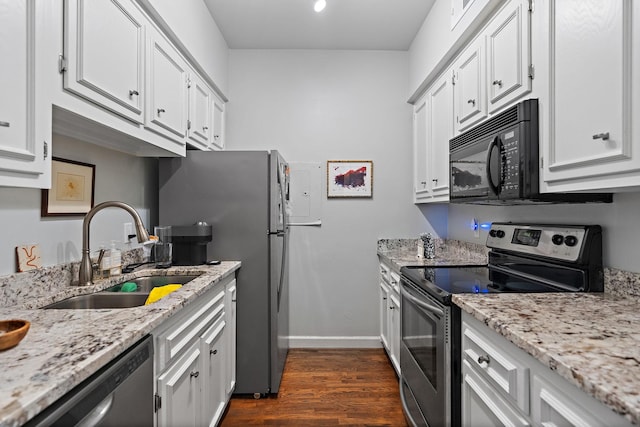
left=461, top=312, right=633, bottom=427
left=154, top=275, right=237, bottom=427
left=378, top=260, right=400, bottom=376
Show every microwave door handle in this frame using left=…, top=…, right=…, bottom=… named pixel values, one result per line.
left=486, top=136, right=502, bottom=196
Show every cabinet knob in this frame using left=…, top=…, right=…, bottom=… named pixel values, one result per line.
left=214, top=135, right=220, bottom=140
left=467, top=99, right=476, bottom=106
left=210, top=349, right=218, bottom=355
left=389, top=306, right=395, bottom=310
left=592, top=132, right=610, bottom=141
left=477, top=355, right=490, bottom=365
left=190, top=371, right=199, bottom=378
left=420, top=181, right=427, bottom=185
left=232, top=299, right=237, bottom=302
left=129, top=90, right=139, bottom=97
left=382, top=297, right=387, bottom=300
left=492, top=80, right=503, bottom=87
left=157, top=108, right=166, bottom=115
left=0, top=121, right=10, bottom=127
left=432, top=179, right=438, bottom=183
left=203, top=126, right=209, bottom=131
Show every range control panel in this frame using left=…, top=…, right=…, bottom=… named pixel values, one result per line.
left=486, top=223, right=592, bottom=262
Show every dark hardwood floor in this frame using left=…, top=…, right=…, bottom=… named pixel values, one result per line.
left=220, top=349, right=409, bottom=426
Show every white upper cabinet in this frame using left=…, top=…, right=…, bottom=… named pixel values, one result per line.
left=0, top=0, right=49, bottom=188
left=413, top=94, right=430, bottom=202
left=64, top=0, right=145, bottom=123
left=187, top=72, right=212, bottom=150
left=453, top=37, right=487, bottom=133
left=428, top=72, right=453, bottom=202
left=485, top=0, right=531, bottom=114
left=211, top=93, right=226, bottom=150
left=145, top=27, right=189, bottom=145
left=539, top=0, right=639, bottom=192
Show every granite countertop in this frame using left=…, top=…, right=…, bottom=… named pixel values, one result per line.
left=377, top=238, right=488, bottom=269
left=454, top=293, right=640, bottom=425
left=0, top=262, right=240, bottom=427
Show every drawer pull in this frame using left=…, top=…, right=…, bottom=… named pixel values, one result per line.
left=129, top=89, right=139, bottom=97
left=477, top=355, right=490, bottom=365
left=492, top=80, right=503, bottom=87
left=157, top=108, right=166, bottom=115
left=190, top=370, right=199, bottom=378
left=0, top=121, right=9, bottom=127
left=467, top=99, right=476, bottom=106
left=592, top=132, right=610, bottom=141
left=210, top=349, right=218, bottom=355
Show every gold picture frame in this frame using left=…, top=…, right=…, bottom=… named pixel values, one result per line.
left=41, top=157, right=95, bottom=217
left=327, top=160, right=373, bottom=198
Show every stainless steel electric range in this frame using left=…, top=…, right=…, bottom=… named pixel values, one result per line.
left=398, top=222, right=604, bottom=427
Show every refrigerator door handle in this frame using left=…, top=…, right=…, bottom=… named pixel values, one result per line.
left=276, top=163, right=288, bottom=309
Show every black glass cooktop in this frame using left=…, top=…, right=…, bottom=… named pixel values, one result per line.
left=401, top=264, right=569, bottom=304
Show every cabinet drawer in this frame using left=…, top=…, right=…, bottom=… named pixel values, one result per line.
left=156, top=288, right=225, bottom=370
left=462, top=320, right=529, bottom=413
left=389, top=271, right=401, bottom=293
left=379, top=262, right=391, bottom=283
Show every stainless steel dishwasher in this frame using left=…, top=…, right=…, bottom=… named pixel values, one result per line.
left=25, top=335, right=153, bottom=427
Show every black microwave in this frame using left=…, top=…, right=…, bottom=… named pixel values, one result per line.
left=448, top=99, right=611, bottom=204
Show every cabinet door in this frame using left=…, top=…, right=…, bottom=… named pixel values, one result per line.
left=413, top=95, right=430, bottom=202
left=201, top=317, right=226, bottom=427
left=188, top=72, right=212, bottom=150
left=157, top=344, right=202, bottom=427
left=454, top=38, right=487, bottom=133
left=0, top=0, right=48, bottom=187
left=428, top=73, right=453, bottom=201
left=379, top=281, right=390, bottom=352
left=388, top=292, right=400, bottom=376
left=211, top=94, right=225, bottom=150
left=541, top=0, right=636, bottom=192
left=64, top=0, right=145, bottom=123
left=146, top=28, right=189, bottom=143
left=225, top=279, right=237, bottom=397
left=462, top=361, right=531, bottom=427
left=486, top=0, right=531, bottom=113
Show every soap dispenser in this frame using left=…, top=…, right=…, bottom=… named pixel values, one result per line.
left=109, top=241, right=122, bottom=276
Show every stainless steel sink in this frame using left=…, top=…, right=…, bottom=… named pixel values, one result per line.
left=103, top=274, right=199, bottom=293
left=43, top=274, right=199, bottom=309
left=43, top=293, right=149, bottom=309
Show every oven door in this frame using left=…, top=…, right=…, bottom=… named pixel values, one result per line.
left=400, top=278, right=451, bottom=427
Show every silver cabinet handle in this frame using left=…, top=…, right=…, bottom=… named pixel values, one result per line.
left=467, top=99, right=476, bottom=106
left=592, top=132, right=610, bottom=141
left=492, top=80, right=503, bottom=87
left=477, top=355, right=490, bottom=365
left=432, top=179, right=438, bottom=183
left=210, top=349, right=218, bottom=355
left=129, top=90, right=139, bottom=97
left=157, top=108, right=166, bottom=115
left=190, top=371, right=199, bottom=378
left=0, top=121, right=9, bottom=127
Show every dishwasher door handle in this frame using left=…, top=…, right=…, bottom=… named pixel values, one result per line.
left=77, top=394, right=114, bottom=427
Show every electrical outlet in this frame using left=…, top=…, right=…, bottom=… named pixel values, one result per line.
left=472, top=218, right=479, bottom=238
left=123, top=222, right=134, bottom=243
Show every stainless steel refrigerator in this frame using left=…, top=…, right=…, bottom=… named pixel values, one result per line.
left=158, top=150, right=290, bottom=395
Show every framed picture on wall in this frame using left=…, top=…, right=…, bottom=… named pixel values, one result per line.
left=41, top=157, right=95, bottom=217
left=327, top=160, right=373, bottom=198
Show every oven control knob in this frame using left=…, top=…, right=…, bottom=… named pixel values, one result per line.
left=489, top=230, right=497, bottom=237
left=552, top=234, right=564, bottom=245
left=564, top=235, right=578, bottom=247
left=496, top=230, right=505, bottom=238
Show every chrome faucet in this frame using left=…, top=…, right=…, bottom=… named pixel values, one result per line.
left=78, top=201, right=151, bottom=285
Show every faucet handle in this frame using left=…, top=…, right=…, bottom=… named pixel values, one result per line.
left=92, top=248, right=107, bottom=271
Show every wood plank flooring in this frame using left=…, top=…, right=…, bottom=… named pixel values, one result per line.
left=220, top=349, right=409, bottom=426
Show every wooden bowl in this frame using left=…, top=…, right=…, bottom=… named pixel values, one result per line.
left=0, top=320, right=30, bottom=351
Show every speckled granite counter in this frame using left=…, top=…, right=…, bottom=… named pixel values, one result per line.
left=377, top=238, right=488, bottom=269
left=0, top=262, right=240, bottom=427
left=453, top=292, right=640, bottom=425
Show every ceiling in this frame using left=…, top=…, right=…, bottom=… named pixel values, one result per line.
left=203, top=0, right=435, bottom=51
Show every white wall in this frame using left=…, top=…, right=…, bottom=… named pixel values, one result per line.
left=143, top=0, right=229, bottom=94
left=0, top=135, right=157, bottom=276
left=226, top=49, right=443, bottom=346
left=445, top=193, right=640, bottom=272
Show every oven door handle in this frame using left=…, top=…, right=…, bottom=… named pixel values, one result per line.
left=401, top=283, right=445, bottom=317
left=399, top=377, right=420, bottom=427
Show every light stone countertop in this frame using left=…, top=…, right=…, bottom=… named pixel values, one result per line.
left=379, top=238, right=640, bottom=425
left=0, top=262, right=240, bottom=427
left=453, top=293, right=640, bottom=426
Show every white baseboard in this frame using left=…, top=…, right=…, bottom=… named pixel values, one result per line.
left=288, top=336, right=383, bottom=349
